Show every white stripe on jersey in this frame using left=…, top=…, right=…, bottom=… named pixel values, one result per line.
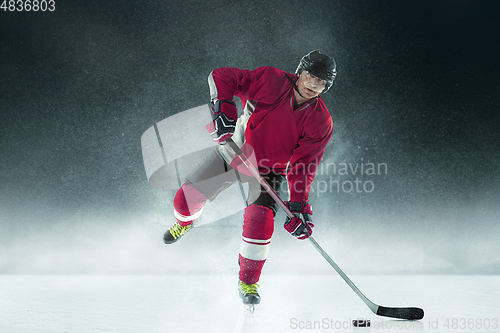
left=208, top=71, right=218, bottom=103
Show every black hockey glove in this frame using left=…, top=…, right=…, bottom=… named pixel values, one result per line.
left=205, top=100, right=237, bottom=143
left=284, top=201, right=314, bottom=240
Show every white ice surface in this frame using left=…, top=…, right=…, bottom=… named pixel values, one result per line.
left=0, top=275, right=499, bottom=333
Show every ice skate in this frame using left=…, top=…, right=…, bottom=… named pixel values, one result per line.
left=163, top=221, right=193, bottom=244
left=238, top=280, right=260, bottom=313
left=239, top=280, right=260, bottom=306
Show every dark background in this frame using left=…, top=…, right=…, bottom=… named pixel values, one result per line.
left=1, top=0, right=499, bottom=274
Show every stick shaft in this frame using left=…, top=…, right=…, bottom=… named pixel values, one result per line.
left=307, top=236, right=379, bottom=313
left=226, top=139, right=376, bottom=310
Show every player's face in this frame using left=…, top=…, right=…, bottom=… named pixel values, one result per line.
left=296, top=71, right=326, bottom=99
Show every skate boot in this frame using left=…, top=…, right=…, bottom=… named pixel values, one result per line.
left=163, top=221, right=193, bottom=244
left=238, top=280, right=261, bottom=305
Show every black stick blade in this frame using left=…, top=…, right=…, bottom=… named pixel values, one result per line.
left=376, top=306, right=424, bottom=320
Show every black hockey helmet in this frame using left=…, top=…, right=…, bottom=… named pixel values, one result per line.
left=295, top=50, right=336, bottom=93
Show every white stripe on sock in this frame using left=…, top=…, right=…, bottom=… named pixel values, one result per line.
left=239, top=240, right=270, bottom=261
left=242, top=236, right=271, bottom=244
left=174, top=207, right=203, bottom=222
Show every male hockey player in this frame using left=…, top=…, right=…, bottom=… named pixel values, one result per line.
left=163, top=50, right=336, bottom=306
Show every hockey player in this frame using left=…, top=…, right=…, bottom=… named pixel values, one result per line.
left=163, top=50, right=336, bottom=306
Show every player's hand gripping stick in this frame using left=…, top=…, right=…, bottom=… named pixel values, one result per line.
left=284, top=201, right=314, bottom=239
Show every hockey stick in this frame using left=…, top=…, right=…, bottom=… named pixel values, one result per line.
left=225, top=138, right=424, bottom=320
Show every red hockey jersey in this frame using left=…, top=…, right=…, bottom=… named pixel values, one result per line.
left=208, top=66, right=333, bottom=203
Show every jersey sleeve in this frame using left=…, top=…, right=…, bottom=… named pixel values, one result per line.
left=208, top=66, right=286, bottom=105
left=287, top=112, right=333, bottom=203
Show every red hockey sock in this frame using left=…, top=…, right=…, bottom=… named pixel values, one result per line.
left=173, top=183, right=207, bottom=226
left=239, top=255, right=266, bottom=285
left=239, top=204, right=274, bottom=284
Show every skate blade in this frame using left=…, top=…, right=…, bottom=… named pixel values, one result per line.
left=243, top=304, right=255, bottom=314
left=234, top=304, right=256, bottom=333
